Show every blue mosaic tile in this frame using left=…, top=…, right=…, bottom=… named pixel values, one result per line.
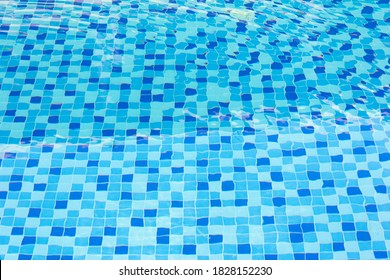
left=0, top=0, right=389, bottom=260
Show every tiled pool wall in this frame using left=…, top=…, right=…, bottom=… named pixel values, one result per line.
left=0, top=0, right=389, bottom=259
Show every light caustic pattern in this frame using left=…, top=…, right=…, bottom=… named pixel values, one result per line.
left=0, top=0, right=389, bottom=259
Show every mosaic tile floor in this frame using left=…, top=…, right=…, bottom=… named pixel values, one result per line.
left=0, top=0, right=389, bottom=259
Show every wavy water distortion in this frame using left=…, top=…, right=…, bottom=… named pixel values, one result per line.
left=0, top=0, right=389, bottom=260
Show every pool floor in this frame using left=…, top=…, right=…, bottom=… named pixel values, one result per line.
left=0, top=0, right=389, bottom=259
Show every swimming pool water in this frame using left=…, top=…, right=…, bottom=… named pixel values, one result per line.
left=0, top=0, right=389, bottom=260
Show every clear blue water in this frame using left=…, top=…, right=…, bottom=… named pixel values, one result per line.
left=0, top=0, right=389, bottom=260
